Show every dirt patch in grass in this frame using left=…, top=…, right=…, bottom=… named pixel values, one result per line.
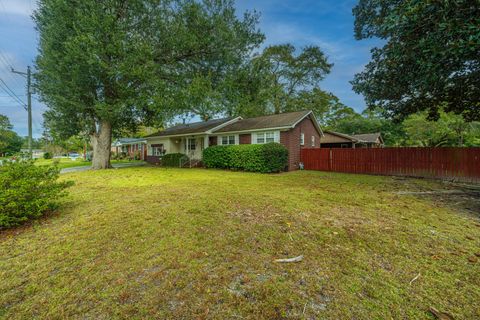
left=0, top=168, right=479, bottom=319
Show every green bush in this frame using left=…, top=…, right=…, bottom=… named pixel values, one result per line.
left=203, top=143, right=288, bottom=173
left=161, top=153, right=188, bottom=167
left=202, top=145, right=232, bottom=169
left=0, top=160, right=73, bottom=229
left=43, top=152, right=53, bottom=159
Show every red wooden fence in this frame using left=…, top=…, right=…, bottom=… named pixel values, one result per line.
left=301, top=147, right=480, bottom=182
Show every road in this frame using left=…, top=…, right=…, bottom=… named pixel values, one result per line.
left=60, top=162, right=146, bottom=174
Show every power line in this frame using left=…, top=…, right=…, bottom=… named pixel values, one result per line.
left=0, top=78, right=27, bottom=108
left=0, top=53, right=25, bottom=89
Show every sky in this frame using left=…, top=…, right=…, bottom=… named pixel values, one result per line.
left=0, top=0, right=380, bottom=138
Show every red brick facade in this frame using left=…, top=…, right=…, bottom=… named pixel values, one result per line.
left=280, top=115, right=321, bottom=170
left=239, top=134, right=251, bottom=144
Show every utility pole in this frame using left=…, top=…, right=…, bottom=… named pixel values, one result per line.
left=11, top=66, right=32, bottom=156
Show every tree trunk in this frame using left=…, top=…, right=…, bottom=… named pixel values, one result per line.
left=91, top=121, right=112, bottom=169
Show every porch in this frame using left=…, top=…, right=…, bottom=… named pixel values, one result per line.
left=146, top=135, right=212, bottom=164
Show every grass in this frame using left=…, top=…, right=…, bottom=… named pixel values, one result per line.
left=34, top=158, right=144, bottom=169
left=0, top=168, right=479, bottom=319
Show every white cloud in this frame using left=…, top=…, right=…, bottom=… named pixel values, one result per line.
left=0, top=0, right=35, bottom=16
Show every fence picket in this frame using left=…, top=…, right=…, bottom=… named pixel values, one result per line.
left=301, top=147, right=480, bottom=183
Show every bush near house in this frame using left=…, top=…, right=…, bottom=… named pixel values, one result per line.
left=0, top=160, right=73, bottom=228
left=161, top=153, right=189, bottom=167
left=203, top=143, right=288, bottom=173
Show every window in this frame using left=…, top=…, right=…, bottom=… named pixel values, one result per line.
left=255, top=131, right=278, bottom=144
left=220, top=135, right=236, bottom=145
left=152, top=145, right=164, bottom=156
left=188, top=138, right=196, bottom=151
left=311, top=136, right=315, bottom=147
left=300, top=133, right=305, bottom=145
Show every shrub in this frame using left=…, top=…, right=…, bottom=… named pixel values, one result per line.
left=202, top=145, right=232, bottom=169
left=161, top=153, right=188, bottom=167
left=43, top=152, right=53, bottom=159
left=0, top=160, right=73, bottom=229
left=203, top=143, right=288, bottom=173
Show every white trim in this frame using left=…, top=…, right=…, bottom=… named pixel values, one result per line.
left=290, top=111, right=324, bottom=137
left=300, top=133, right=305, bottom=146
left=252, top=130, right=280, bottom=144
left=218, top=134, right=239, bottom=145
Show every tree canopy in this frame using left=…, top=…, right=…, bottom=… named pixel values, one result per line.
left=34, top=0, right=263, bottom=168
left=0, top=114, right=23, bottom=156
left=351, top=0, right=480, bottom=121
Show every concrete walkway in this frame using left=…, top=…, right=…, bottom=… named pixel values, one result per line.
left=60, top=162, right=146, bottom=174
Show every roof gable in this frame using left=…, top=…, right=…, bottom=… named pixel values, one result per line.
left=145, top=117, right=234, bottom=137
left=215, top=110, right=313, bottom=133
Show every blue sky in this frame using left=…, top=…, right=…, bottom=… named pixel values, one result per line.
left=0, top=0, right=379, bottom=138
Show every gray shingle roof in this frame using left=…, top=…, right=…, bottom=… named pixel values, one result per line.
left=351, top=133, right=382, bottom=143
left=216, top=110, right=311, bottom=133
left=145, top=117, right=233, bottom=137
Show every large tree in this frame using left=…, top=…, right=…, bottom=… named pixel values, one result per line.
left=34, top=0, right=263, bottom=169
left=351, top=0, right=480, bottom=121
left=247, top=44, right=332, bottom=115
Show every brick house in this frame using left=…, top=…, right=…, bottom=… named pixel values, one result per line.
left=145, top=110, right=323, bottom=171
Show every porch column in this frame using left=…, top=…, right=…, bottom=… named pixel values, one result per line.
left=204, top=135, right=209, bottom=149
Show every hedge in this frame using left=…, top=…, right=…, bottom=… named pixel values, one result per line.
left=161, top=153, right=189, bottom=167
left=203, top=143, right=288, bottom=173
left=0, top=160, right=73, bottom=229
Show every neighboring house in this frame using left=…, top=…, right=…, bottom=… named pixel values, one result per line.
left=320, top=131, right=384, bottom=148
left=111, top=138, right=147, bottom=160
left=145, top=110, right=323, bottom=170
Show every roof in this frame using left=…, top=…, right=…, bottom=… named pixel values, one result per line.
left=216, top=110, right=313, bottom=133
left=112, top=138, right=147, bottom=146
left=145, top=110, right=322, bottom=138
left=351, top=133, right=383, bottom=144
left=322, top=131, right=383, bottom=144
left=145, top=117, right=234, bottom=137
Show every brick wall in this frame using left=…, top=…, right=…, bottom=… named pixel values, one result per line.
left=281, top=115, right=321, bottom=171
left=239, top=134, right=251, bottom=144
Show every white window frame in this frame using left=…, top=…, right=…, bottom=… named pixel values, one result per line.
left=152, top=146, right=163, bottom=156
left=300, top=133, right=305, bottom=146
left=252, top=131, right=280, bottom=144
left=187, top=138, right=196, bottom=151
left=219, top=134, right=238, bottom=145
left=311, top=135, right=315, bottom=147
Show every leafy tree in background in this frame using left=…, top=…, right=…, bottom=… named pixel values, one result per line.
left=351, top=0, right=480, bottom=121
left=403, top=110, right=480, bottom=147
left=0, top=114, right=23, bottom=156
left=34, top=0, right=263, bottom=169
left=287, top=88, right=357, bottom=127
left=328, top=109, right=405, bottom=146
left=248, top=44, right=332, bottom=115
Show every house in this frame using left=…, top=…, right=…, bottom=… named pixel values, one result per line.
left=111, top=138, right=147, bottom=160
left=320, top=131, right=384, bottom=148
left=145, top=110, right=323, bottom=170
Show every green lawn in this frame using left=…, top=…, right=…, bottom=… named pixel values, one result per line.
left=34, top=158, right=144, bottom=169
left=1, top=168, right=479, bottom=319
